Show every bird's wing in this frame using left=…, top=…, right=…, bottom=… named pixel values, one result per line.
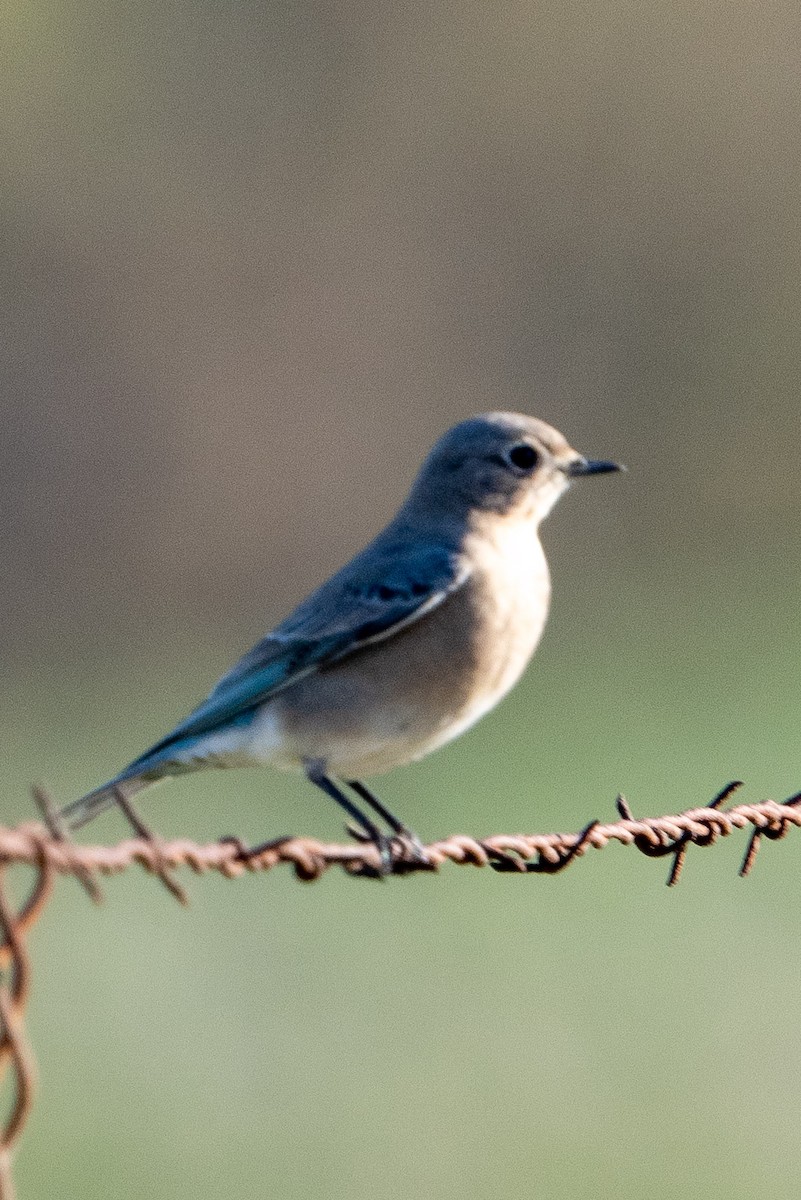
left=124, top=542, right=469, bottom=767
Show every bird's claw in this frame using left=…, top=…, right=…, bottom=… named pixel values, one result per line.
left=343, top=824, right=432, bottom=877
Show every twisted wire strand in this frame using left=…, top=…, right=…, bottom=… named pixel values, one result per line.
left=0, top=859, right=52, bottom=1200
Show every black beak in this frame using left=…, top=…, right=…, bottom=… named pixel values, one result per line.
left=565, top=457, right=624, bottom=477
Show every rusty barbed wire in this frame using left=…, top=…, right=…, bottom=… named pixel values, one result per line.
left=0, top=781, right=797, bottom=888
left=0, top=781, right=796, bottom=1195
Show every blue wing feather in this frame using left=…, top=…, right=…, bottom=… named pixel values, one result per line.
left=61, top=538, right=468, bottom=826
left=123, top=543, right=467, bottom=770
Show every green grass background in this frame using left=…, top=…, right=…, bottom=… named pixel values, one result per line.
left=7, top=563, right=801, bottom=1200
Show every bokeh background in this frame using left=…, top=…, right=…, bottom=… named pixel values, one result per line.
left=3, top=1, right=801, bottom=1196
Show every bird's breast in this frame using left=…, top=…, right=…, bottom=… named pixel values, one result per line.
left=455, top=520, right=552, bottom=713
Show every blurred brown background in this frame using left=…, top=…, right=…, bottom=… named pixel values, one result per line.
left=3, top=3, right=801, bottom=1198
left=5, top=0, right=799, bottom=657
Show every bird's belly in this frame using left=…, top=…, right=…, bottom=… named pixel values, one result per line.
left=253, top=554, right=550, bottom=778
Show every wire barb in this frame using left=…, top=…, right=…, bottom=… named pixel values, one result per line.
left=31, top=784, right=103, bottom=904
left=111, top=788, right=189, bottom=905
left=739, top=790, right=801, bottom=878
left=616, top=782, right=745, bottom=886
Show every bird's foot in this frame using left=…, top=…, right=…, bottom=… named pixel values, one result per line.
left=343, top=824, right=394, bottom=877
left=345, top=823, right=433, bottom=876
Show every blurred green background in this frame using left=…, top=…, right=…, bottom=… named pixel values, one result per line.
left=3, top=0, right=801, bottom=1195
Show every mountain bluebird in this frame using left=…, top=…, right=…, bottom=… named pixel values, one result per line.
left=61, top=413, right=621, bottom=860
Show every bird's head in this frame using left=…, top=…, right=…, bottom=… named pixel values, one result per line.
left=406, top=412, right=623, bottom=530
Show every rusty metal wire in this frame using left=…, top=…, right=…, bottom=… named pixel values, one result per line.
left=0, top=780, right=798, bottom=887
left=0, top=856, right=54, bottom=1200
left=0, top=780, right=796, bottom=1195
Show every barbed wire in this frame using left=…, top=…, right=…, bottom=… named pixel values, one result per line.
left=0, top=779, right=798, bottom=1197
left=0, top=780, right=799, bottom=891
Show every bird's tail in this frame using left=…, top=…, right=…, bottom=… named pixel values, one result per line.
left=59, top=774, right=151, bottom=831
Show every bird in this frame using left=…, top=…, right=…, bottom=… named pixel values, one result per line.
left=60, top=413, right=622, bottom=865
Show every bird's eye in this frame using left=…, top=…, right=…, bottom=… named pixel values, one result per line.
left=507, top=443, right=539, bottom=471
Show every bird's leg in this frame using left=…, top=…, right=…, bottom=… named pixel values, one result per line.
left=305, top=763, right=392, bottom=876
left=346, top=781, right=428, bottom=865
left=345, top=781, right=405, bottom=832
